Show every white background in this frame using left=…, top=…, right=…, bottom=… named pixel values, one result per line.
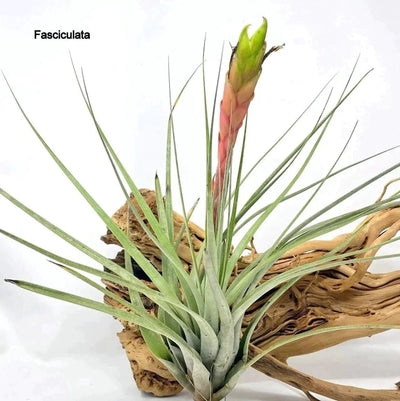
left=1, top=0, right=400, bottom=400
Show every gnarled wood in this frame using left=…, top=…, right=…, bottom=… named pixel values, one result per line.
left=102, top=190, right=400, bottom=400
left=249, top=345, right=400, bottom=401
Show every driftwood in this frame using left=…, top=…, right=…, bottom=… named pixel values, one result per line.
left=101, top=189, right=400, bottom=400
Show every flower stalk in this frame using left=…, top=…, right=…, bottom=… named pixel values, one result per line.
left=212, top=18, right=268, bottom=224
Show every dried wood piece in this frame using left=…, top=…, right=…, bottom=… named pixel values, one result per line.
left=242, top=208, right=400, bottom=362
left=101, top=189, right=204, bottom=269
left=102, top=190, right=400, bottom=400
left=249, top=344, right=400, bottom=401
left=105, top=295, right=183, bottom=397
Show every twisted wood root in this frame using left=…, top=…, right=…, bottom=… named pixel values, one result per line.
left=102, top=190, right=400, bottom=400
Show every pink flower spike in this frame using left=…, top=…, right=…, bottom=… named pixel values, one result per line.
left=212, top=18, right=268, bottom=225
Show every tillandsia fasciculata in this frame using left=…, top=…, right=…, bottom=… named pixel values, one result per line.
left=2, top=17, right=400, bottom=401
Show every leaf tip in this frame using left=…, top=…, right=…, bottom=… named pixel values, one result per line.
left=5, top=278, right=19, bottom=285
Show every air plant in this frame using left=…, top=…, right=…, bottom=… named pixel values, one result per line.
left=2, top=18, right=400, bottom=401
